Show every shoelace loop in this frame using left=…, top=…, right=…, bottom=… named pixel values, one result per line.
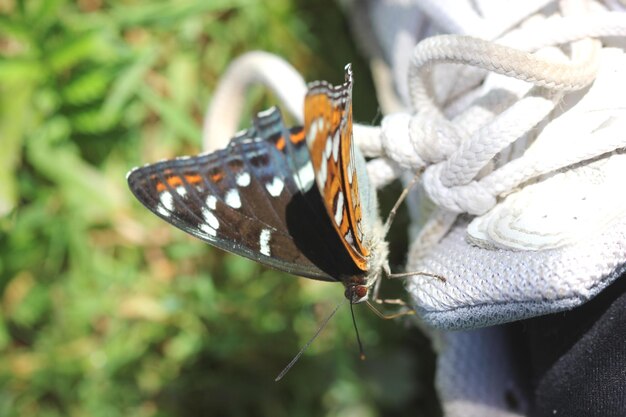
left=422, top=163, right=496, bottom=214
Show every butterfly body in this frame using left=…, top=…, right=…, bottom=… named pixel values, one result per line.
left=127, top=65, right=388, bottom=304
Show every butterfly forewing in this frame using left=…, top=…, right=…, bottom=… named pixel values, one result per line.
left=304, top=65, right=369, bottom=271
left=128, top=107, right=360, bottom=281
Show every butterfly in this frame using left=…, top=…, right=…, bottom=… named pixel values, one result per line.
left=127, top=64, right=391, bottom=306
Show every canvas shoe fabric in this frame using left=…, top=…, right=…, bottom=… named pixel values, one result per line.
left=201, top=1, right=626, bottom=415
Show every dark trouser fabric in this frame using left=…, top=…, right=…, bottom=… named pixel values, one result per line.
left=522, top=274, right=626, bottom=417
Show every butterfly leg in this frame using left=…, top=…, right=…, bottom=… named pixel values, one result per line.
left=366, top=263, right=447, bottom=319
left=369, top=264, right=400, bottom=302
left=387, top=270, right=446, bottom=282
left=365, top=265, right=416, bottom=320
left=384, top=168, right=425, bottom=233
left=383, top=261, right=446, bottom=282
left=383, top=173, right=448, bottom=282
left=366, top=300, right=415, bottom=320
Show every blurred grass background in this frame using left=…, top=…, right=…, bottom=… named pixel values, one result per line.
left=0, top=1, right=440, bottom=416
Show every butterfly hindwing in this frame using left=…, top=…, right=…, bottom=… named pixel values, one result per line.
left=128, top=107, right=363, bottom=281
left=304, top=65, right=369, bottom=271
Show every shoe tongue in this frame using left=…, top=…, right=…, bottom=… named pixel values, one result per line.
left=468, top=155, right=626, bottom=251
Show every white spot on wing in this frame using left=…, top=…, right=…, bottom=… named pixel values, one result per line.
left=347, top=155, right=354, bottom=184
left=200, top=195, right=220, bottom=237
left=324, top=136, right=332, bottom=159
left=334, top=191, right=344, bottom=225
left=332, top=130, right=340, bottom=161
left=318, top=156, right=328, bottom=185
left=307, top=117, right=319, bottom=144
left=225, top=189, right=241, bottom=209
left=296, top=161, right=314, bottom=191
left=201, top=208, right=219, bottom=230
left=160, top=191, right=173, bottom=210
left=265, top=177, right=284, bottom=197
left=258, top=107, right=276, bottom=117
left=157, top=191, right=173, bottom=217
left=236, top=172, right=251, bottom=187
left=206, top=195, right=217, bottom=210
left=259, top=229, right=271, bottom=256
left=176, top=186, right=187, bottom=198
left=345, top=231, right=355, bottom=246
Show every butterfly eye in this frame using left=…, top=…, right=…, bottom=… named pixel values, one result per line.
left=345, top=285, right=368, bottom=304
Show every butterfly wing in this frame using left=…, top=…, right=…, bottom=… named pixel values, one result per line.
left=128, top=107, right=361, bottom=281
left=304, top=64, right=370, bottom=271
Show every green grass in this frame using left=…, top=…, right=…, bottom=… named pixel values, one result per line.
left=0, top=1, right=439, bottom=416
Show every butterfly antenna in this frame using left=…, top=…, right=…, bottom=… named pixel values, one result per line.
left=384, top=168, right=425, bottom=233
left=275, top=301, right=343, bottom=382
left=350, top=299, right=366, bottom=360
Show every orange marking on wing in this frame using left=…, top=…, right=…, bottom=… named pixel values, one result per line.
left=184, top=173, right=202, bottom=185
left=155, top=173, right=202, bottom=192
left=276, top=136, right=286, bottom=151
left=211, top=171, right=223, bottom=182
left=156, top=182, right=167, bottom=192
left=331, top=104, right=341, bottom=126
left=290, top=129, right=305, bottom=144
left=166, top=176, right=183, bottom=188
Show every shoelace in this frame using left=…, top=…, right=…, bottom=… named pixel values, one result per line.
left=202, top=9, right=626, bottom=236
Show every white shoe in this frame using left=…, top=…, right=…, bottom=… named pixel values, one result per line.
left=349, top=0, right=626, bottom=330
left=342, top=1, right=626, bottom=416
